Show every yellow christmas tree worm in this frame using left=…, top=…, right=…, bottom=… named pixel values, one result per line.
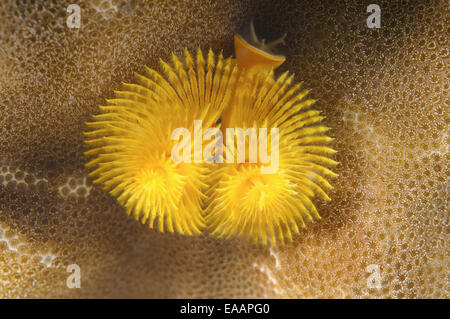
left=84, top=22, right=338, bottom=245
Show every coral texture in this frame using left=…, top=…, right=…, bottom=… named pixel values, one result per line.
left=0, top=0, right=447, bottom=298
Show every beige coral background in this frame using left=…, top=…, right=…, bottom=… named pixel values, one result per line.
left=0, top=0, right=448, bottom=298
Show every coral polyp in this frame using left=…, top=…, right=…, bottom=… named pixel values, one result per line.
left=84, top=49, right=237, bottom=235
left=205, top=70, right=338, bottom=245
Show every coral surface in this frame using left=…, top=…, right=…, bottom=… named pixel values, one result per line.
left=0, top=0, right=447, bottom=298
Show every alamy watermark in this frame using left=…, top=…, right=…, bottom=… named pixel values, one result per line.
left=66, top=264, right=81, bottom=288
left=66, top=4, right=81, bottom=29
left=171, top=120, right=279, bottom=174
left=366, top=264, right=382, bottom=289
left=366, top=4, right=381, bottom=29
